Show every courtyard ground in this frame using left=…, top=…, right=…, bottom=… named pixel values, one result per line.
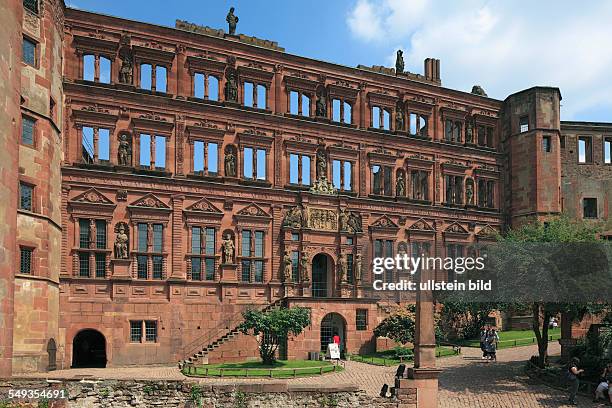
left=23, top=343, right=605, bottom=407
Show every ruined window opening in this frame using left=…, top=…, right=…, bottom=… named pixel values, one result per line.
left=372, top=106, right=381, bottom=128
left=583, top=198, right=597, bottom=219
left=332, top=159, right=352, bottom=191
left=155, top=66, right=167, bottom=93
left=410, top=170, right=429, bottom=201
left=332, top=99, right=341, bottom=122
left=371, top=106, right=390, bottom=130
left=83, top=55, right=95, bottom=81
left=140, top=64, right=152, bottom=90
left=519, top=116, right=529, bottom=133
left=243, top=147, right=266, bottom=180
left=445, top=120, right=463, bottom=142
left=383, top=109, right=390, bottom=130
left=100, top=57, right=111, bottom=83
left=244, top=82, right=254, bottom=107
left=209, top=76, right=219, bottom=101
left=445, top=175, right=463, bottom=205
left=543, top=136, right=552, bottom=153
left=578, top=136, right=592, bottom=163
left=194, top=73, right=205, bottom=98
left=409, top=113, right=428, bottom=137
left=289, top=153, right=311, bottom=186
left=257, top=85, right=267, bottom=109
left=604, top=138, right=611, bottom=164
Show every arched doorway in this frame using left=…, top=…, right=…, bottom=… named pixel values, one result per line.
left=320, top=313, right=347, bottom=356
left=47, top=338, right=57, bottom=371
left=72, top=329, right=107, bottom=368
left=312, top=253, right=331, bottom=298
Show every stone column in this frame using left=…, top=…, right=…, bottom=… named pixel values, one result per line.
left=170, top=195, right=185, bottom=280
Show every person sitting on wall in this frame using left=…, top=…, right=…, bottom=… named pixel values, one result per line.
left=594, top=363, right=612, bottom=403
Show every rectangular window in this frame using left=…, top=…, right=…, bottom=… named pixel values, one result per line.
left=95, top=253, right=106, bottom=278
left=604, top=138, right=611, bottom=164
left=22, top=116, right=35, bottom=145
left=241, top=260, right=251, bottom=282
left=543, top=136, right=551, bottom=152
left=331, top=159, right=353, bottom=190
left=191, top=257, right=202, bottom=280
left=254, top=260, right=264, bottom=283
left=291, top=232, right=300, bottom=241
left=257, top=85, right=267, bottom=109
left=289, top=154, right=299, bottom=184
left=244, top=82, right=254, bottom=107
left=145, top=321, right=157, bottom=342
left=519, top=116, right=529, bottom=133
left=209, top=76, right=219, bottom=101
left=155, top=66, right=167, bottom=93
left=343, top=161, right=352, bottom=191
left=254, top=231, right=264, bottom=257
left=152, top=256, right=163, bottom=279
left=153, top=224, right=163, bottom=253
left=139, top=134, right=151, bottom=166
left=140, top=64, right=152, bottom=90
left=23, top=0, right=39, bottom=14
left=242, top=230, right=251, bottom=257
left=23, top=37, right=36, bottom=66
left=578, top=136, right=592, bottom=163
left=130, top=321, right=142, bottom=343
left=208, top=142, right=218, bottom=174
left=332, top=160, right=341, bottom=189
left=374, top=239, right=383, bottom=259
left=194, top=73, right=205, bottom=98
left=155, top=136, right=166, bottom=169
left=291, top=251, right=299, bottom=282
left=79, top=219, right=90, bottom=249
left=78, top=252, right=90, bottom=277
left=137, top=255, right=148, bottom=279
left=356, top=309, right=368, bottom=331
left=96, top=220, right=106, bottom=249
left=243, top=147, right=253, bottom=178
left=583, top=198, right=597, bottom=219
left=20, top=247, right=33, bottom=274
left=205, top=258, right=215, bottom=280
left=19, top=182, right=33, bottom=211
left=193, top=141, right=205, bottom=173
left=99, top=128, right=110, bottom=161
left=191, top=226, right=201, bottom=255
left=332, top=99, right=341, bottom=122
left=83, top=54, right=95, bottom=81
left=203, top=227, right=215, bottom=256
left=99, top=57, right=111, bottom=84
left=137, top=223, right=148, bottom=252
left=372, top=165, right=382, bottom=195
left=256, top=149, right=266, bottom=180
left=81, top=126, right=94, bottom=163
left=383, top=166, right=392, bottom=196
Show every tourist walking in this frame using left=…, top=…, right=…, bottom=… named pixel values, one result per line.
left=485, top=329, right=499, bottom=362
left=566, top=357, right=584, bottom=405
left=480, top=327, right=489, bottom=359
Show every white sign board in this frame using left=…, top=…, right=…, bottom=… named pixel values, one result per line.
left=327, top=343, right=340, bottom=359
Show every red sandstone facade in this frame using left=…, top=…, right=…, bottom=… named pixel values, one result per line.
left=0, top=1, right=609, bottom=375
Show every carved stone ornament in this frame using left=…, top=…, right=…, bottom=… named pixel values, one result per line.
left=224, top=68, right=238, bottom=102
left=73, top=188, right=113, bottom=204
left=224, top=145, right=237, bottom=177
left=337, top=253, right=347, bottom=283
left=339, top=209, right=363, bottom=233
left=300, top=251, right=310, bottom=282
left=471, top=85, right=488, bottom=97
left=309, top=178, right=337, bottom=195
left=315, top=88, right=327, bottom=117
left=237, top=203, right=268, bottom=217
left=396, top=171, right=406, bottom=197
left=315, top=148, right=328, bottom=180
left=117, top=133, right=132, bottom=166
left=445, top=222, right=469, bottom=234
left=132, top=195, right=168, bottom=208
left=371, top=215, right=397, bottom=229
left=282, top=206, right=302, bottom=228
left=114, top=222, right=129, bottom=259
left=354, top=253, right=363, bottom=283
left=283, top=250, right=292, bottom=282
left=305, top=208, right=338, bottom=231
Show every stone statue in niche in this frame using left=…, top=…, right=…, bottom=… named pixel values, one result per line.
left=224, top=145, right=237, bottom=177
left=147, top=224, right=153, bottom=248
left=316, top=148, right=327, bottom=180
left=315, top=89, right=327, bottom=117
left=283, top=250, right=292, bottom=282
left=396, top=171, right=406, bottom=197
left=395, top=50, right=404, bottom=74
left=466, top=179, right=474, bottom=205
left=226, top=7, right=239, bottom=35
left=395, top=102, right=405, bottom=131
left=224, top=69, right=238, bottom=102
left=118, top=35, right=133, bottom=85
left=471, top=85, right=487, bottom=97
left=222, top=233, right=235, bottom=264
left=338, top=253, right=347, bottom=283
left=114, top=222, right=129, bottom=259
left=282, top=206, right=302, bottom=228
left=466, top=121, right=474, bottom=144
left=118, top=134, right=132, bottom=166
left=300, top=251, right=310, bottom=282
left=355, top=253, right=363, bottom=283
left=89, top=219, right=96, bottom=248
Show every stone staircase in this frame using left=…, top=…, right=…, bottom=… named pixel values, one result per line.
left=178, top=300, right=283, bottom=369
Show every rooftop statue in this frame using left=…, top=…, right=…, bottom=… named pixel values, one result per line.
left=471, top=85, right=488, bottom=97
left=395, top=50, right=404, bottom=75
left=226, top=7, right=239, bottom=35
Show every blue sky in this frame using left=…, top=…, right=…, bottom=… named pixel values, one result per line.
left=70, top=0, right=612, bottom=122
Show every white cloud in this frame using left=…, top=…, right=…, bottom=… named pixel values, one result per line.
left=346, top=0, right=612, bottom=120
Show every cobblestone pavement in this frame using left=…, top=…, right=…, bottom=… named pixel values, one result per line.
left=24, top=343, right=605, bottom=407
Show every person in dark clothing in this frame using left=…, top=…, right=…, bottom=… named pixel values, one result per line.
left=567, top=357, right=584, bottom=405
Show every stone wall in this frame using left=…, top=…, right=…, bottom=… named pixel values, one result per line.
left=0, top=379, right=411, bottom=408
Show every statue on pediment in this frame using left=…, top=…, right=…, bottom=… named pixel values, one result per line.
left=395, top=50, right=404, bottom=74
left=226, top=7, right=239, bottom=35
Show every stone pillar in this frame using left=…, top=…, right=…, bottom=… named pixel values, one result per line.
left=170, top=195, right=186, bottom=280
left=559, top=311, right=576, bottom=362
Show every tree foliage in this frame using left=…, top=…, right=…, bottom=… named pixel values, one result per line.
left=238, top=306, right=310, bottom=365
left=496, top=215, right=607, bottom=368
left=374, top=309, right=415, bottom=345
left=438, top=301, right=497, bottom=341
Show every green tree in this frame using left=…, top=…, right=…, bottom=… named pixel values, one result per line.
left=497, top=215, right=607, bottom=368
left=438, top=301, right=497, bottom=341
left=374, top=309, right=415, bottom=345
left=238, top=306, right=310, bottom=365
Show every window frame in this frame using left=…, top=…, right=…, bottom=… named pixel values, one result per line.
left=19, top=246, right=34, bottom=275
left=22, top=35, right=37, bottom=67
left=583, top=197, right=598, bottom=219
left=21, top=115, right=36, bottom=146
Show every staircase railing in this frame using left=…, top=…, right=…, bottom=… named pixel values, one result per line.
left=179, top=299, right=282, bottom=362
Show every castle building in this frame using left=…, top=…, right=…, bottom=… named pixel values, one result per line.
left=0, top=1, right=609, bottom=374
